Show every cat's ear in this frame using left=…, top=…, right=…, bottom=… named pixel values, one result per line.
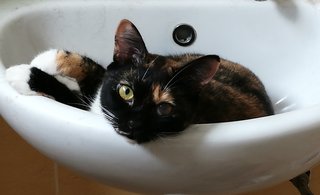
left=175, top=55, right=220, bottom=87
left=113, top=19, right=148, bottom=66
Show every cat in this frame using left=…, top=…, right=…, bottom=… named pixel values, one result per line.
left=5, top=19, right=312, bottom=195
left=6, top=19, right=275, bottom=143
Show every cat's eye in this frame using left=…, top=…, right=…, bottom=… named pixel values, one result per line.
left=157, top=103, right=173, bottom=116
left=118, top=85, right=134, bottom=102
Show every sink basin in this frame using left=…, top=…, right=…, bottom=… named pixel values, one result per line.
left=1, top=0, right=320, bottom=194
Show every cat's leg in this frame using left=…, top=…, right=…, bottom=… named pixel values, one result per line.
left=290, top=171, right=313, bottom=195
left=6, top=49, right=105, bottom=109
left=6, top=49, right=81, bottom=96
left=5, top=63, right=87, bottom=109
left=28, top=67, right=89, bottom=109
left=30, top=49, right=106, bottom=98
left=29, top=49, right=81, bottom=92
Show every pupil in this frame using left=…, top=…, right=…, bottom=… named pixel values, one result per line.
left=125, top=88, right=130, bottom=95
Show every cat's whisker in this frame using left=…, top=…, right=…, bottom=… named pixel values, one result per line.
left=130, top=66, right=135, bottom=78
left=68, top=95, right=93, bottom=110
left=75, top=95, right=117, bottom=123
left=103, top=111, right=117, bottom=122
left=163, top=63, right=193, bottom=90
left=141, top=66, right=151, bottom=81
left=76, top=95, right=96, bottom=109
left=141, top=56, right=159, bottom=81
left=100, top=106, right=116, bottom=118
left=163, top=77, right=183, bottom=91
left=99, top=105, right=118, bottom=120
left=149, top=56, right=159, bottom=66
left=82, top=96, right=94, bottom=105
left=101, top=110, right=116, bottom=121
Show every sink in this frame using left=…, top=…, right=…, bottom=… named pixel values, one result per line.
left=1, top=0, right=320, bottom=194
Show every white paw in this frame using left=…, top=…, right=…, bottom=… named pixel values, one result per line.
left=5, top=65, right=37, bottom=95
left=30, top=49, right=59, bottom=75
left=30, top=49, right=80, bottom=91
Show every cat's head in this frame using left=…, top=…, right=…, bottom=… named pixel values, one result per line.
left=101, top=19, right=220, bottom=143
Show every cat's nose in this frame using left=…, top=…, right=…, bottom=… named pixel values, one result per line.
left=128, top=120, right=136, bottom=129
left=127, top=120, right=141, bottom=130
left=128, top=120, right=135, bottom=129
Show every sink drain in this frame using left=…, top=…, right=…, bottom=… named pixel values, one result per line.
left=172, top=24, right=196, bottom=47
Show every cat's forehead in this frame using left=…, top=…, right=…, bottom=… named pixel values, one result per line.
left=144, top=53, right=202, bottom=75
left=114, top=53, right=203, bottom=88
left=145, top=56, right=175, bottom=75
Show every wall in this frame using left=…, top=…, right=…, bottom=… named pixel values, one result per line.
left=1, top=116, right=319, bottom=195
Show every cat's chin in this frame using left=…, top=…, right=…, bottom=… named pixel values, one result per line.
left=114, top=128, right=130, bottom=136
left=125, top=138, right=138, bottom=145
left=113, top=128, right=137, bottom=144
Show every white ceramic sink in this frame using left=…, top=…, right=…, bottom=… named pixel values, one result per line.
left=1, top=0, right=320, bottom=194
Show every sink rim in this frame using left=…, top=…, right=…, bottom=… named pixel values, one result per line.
left=1, top=0, right=320, bottom=194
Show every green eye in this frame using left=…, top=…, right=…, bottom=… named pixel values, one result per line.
left=118, top=85, right=134, bottom=101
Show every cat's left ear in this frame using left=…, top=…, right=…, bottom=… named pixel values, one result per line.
left=113, top=19, right=148, bottom=66
left=175, top=55, right=220, bottom=87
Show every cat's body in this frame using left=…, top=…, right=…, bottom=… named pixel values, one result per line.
left=5, top=19, right=312, bottom=195
left=12, top=49, right=272, bottom=142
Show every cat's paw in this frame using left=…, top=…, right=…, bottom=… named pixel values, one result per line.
left=31, top=49, right=81, bottom=91
left=31, top=49, right=87, bottom=81
left=5, top=65, right=37, bottom=95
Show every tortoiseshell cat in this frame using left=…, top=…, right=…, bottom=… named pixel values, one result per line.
left=5, top=19, right=312, bottom=195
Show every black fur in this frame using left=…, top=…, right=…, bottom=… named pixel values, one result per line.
left=77, top=57, right=105, bottom=103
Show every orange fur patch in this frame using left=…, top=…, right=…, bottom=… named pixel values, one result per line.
left=152, top=84, right=174, bottom=105
left=56, top=50, right=86, bottom=81
left=161, top=59, right=179, bottom=74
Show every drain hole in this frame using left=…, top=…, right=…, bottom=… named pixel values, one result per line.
left=173, top=24, right=196, bottom=47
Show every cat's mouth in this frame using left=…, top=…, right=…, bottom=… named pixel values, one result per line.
left=113, top=126, right=156, bottom=143
left=114, top=127, right=131, bottom=136
left=113, top=127, right=138, bottom=144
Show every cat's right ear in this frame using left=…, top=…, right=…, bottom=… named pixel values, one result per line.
left=113, top=19, right=148, bottom=66
left=170, top=55, right=220, bottom=89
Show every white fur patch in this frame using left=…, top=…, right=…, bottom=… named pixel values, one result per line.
left=30, top=49, right=59, bottom=75
left=90, top=88, right=103, bottom=115
left=5, top=64, right=37, bottom=95
left=55, top=75, right=80, bottom=91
